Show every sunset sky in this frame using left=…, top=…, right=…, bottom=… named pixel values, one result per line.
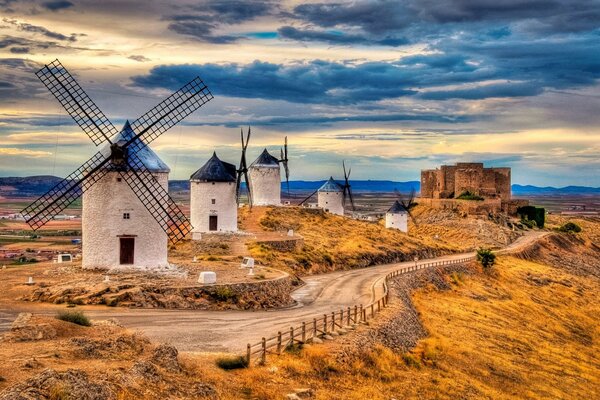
left=1, top=0, right=599, bottom=186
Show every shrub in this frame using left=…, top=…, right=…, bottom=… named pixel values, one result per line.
left=521, top=218, right=537, bottom=229
left=212, top=286, right=238, bottom=302
left=56, top=310, right=91, bottom=326
left=456, top=191, right=484, bottom=201
left=517, top=206, right=545, bottom=228
left=559, top=222, right=582, bottom=233
left=216, top=355, right=248, bottom=370
left=476, top=248, right=496, bottom=269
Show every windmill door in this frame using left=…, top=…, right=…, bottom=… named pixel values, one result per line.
left=119, top=238, right=135, bottom=264
left=209, top=215, right=218, bottom=231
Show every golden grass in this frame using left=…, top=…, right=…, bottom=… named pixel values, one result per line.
left=193, top=253, right=600, bottom=399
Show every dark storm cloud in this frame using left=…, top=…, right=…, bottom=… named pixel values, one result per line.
left=9, top=46, right=30, bottom=53
left=3, top=18, right=78, bottom=42
left=166, top=0, right=276, bottom=43
left=42, top=0, right=74, bottom=11
left=277, top=26, right=407, bottom=47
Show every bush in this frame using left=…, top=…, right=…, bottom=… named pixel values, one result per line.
left=56, top=310, right=91, bottom=326
left=521, top=218, right=537, bottom=229
left=215, top=355, right=248, bottom=370
left=456, top=191, right=484, bottom=201
left=212, top=286, right=238, bottom=302
left=517, top=206, right=545, bottom=228
left=559, top=222, right=582, bottom=233
left=476, top=248, right=496, bottom=269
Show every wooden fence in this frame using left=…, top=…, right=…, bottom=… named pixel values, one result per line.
left=244, top=256, right=474, bottom=365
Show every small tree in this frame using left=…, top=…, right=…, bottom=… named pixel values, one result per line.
left=476, top=248, right=496, bottom=269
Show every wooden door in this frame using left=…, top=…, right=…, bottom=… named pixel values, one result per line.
left=119, top=237, right=135, bottom=264
left=209, top=215, right=218, bottom=231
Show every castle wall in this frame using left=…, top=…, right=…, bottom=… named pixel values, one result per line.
left=248, top=165, right=281, bottom=206
left=454, top=163, right=484, bottom=196
left=420, top=170, right=437, bottom=198
left=494, top=168, right=512, bottom=200
left=318, top=191, right=344, bottom=215
left=82, top=171, right=169, bottom=270
left=190, top=181, right=237, bottom=237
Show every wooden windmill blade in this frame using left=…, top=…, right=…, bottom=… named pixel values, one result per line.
left=236, top=127, right=253, bottom=206
left=36, top=59, right=119, bottom=146
left=128, top=76, right=213, bottom=147
left=123, top=149, right=192, bottom=242
left=20, top=149, right=114, bottom=230
left=298, top=187, right=319, bottom=206
left=280, top=136, right=290, bottom=196
left=343, top=161, right=355, bottom=211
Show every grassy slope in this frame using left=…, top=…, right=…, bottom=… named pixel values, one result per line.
left=242, top=206, right=517, bottom=275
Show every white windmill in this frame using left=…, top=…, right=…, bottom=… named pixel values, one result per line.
left=247, top=136, right=289, bottom=206
left=189, top=152, right=238, bottom=238
left=299, top=162, right=355, bottom=216
left=385, top=190, right=418, bottom=233
left=21, top=60, right=213, bottom=270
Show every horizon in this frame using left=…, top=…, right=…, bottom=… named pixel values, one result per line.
left=1, top=1, right=599, bottom=187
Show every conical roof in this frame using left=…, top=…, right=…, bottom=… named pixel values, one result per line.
left=190, top=152, right=237, bottom=182
left=100, top=120, right=170, bottom=173
left=388, top=200, right=408, bottom=213
left=250, top=148, right=280, bottom=168
left=318, top=177, right=344, bottom=192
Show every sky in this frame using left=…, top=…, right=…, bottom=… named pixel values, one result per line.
left=0, top=0, right=599, bottom=187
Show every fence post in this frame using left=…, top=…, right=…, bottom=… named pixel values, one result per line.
left=313, top=318, right=317, bottom=338
left=247, top=343, right=251, bottom=366
left=324, top=314, right=328, bottom=334
left=377, top=299, right=381, bottom=312
left=290, top=327, right=295, bottom=346
left=331, top=311, right=336, bottom=330
left=261, top=337, right=266, bottom=365
left=362, top=308, right=367, bottom=322
left=347, top=307, right=351, bottom=325
left=302, top=321, right=306, bottom=343
left=359, top=304, right=364, bottom=322
left=354, top=305, right=358, bottom=323
left=277, top=331, right=282, bottom=354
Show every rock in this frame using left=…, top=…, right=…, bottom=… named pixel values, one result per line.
left=0, top=369, right=114, bottom=400
left=294, top=388, right=315, bottom=398
left=194, top=382, right=217, bottom=398
left=130, top=361, right=160, bottom=382
left=329, top=331, right=339, bottom=337
left=151, top=344, right=181, bottom=372
left=21, top=358, right=43, bottom=369
left=5, top=313, right=57, bottom=342
left=322, top=335, right=334, bottom=340
left=309, top=337, right=323, bottom=344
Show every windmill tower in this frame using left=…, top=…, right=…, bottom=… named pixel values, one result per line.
left=21, top=59, right=213, bottom=270
left=386, top=190, right=418, bottom=233
left=248, top=136, right=289, bottom=206
left=385, top=201, right=408, bottom=232
left=300, top=161, right=355, bottom=216
left=190, top=152, right=238, bottom=239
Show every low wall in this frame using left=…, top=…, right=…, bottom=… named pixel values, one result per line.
left=24, top=274, right=299, bottom=310
left=417, top=197, right=503, bottom=215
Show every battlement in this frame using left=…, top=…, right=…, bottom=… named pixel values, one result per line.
left=421, top=162, right=512, bottom=202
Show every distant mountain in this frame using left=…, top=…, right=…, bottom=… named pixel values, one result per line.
left=1, top=176, right=599, bottom=197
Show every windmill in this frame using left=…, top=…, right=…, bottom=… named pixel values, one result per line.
left=21, top=59, right=213, bottom=268
left=278, top=136, right=290, bottom=197
left=299, top=161, right=354, bottom=215
left=386, top=188, right=418, bottom=232
left=236, top=126, right=252, bottom=207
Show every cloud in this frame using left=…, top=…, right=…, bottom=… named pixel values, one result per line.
left=0, top=147, right=51, bottom=157
left=277, top=26, right=407, bottom=47
left=3, top=18, right=78, bottom=42
left=420, top=82, right=543, bottom=100
left=128, top=55, right=150, bottom=62
left=165, top=0, right=276, bottom=43
left=42, top=0, right=74, bottom=11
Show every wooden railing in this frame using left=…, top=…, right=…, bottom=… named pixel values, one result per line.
left=244, top=256, right=474, bottom=365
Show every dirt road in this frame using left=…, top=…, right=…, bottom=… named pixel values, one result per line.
left=0, top=231, right=546, bottom=353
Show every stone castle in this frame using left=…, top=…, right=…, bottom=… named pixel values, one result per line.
left=420, top=163, right=526, bottom=215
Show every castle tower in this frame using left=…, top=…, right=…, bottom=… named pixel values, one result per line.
left=248, top=149, right=281, bottom=206
left=317, top=177, right=345, bottom=215
left=385, top=201, right=408, bottom=232
left=82, top=121, right=169, bottom=270
left=189, top=152, right=238, bottom=239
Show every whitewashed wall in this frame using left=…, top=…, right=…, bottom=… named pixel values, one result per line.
left=190, top=181, right=237, bottom=237
left=248, top=166, right=281, bottom=206
left=318, top=191, right=344, bottom=215
left=82, top=171, right=169, bottom=270
left=385, top=212, right=408, bottom=232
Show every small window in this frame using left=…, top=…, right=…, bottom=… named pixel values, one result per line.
left=117, top=177, right=122, bottom=182
left=123, top=212, right=130, bottom=220
left=211, top=199, right=216, bottom=205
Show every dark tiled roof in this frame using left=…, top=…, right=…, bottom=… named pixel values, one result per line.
left=318, top=177, right=344, bottom=192
left=250, top=148, right=279, bottom=167
left=101, top=120, right=170, bottom=173
left=388, top=200, right=408, bottom=213
left=190, top=152, right=237, bottom=182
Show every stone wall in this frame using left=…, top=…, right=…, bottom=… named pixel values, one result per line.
left=82, top=171, right=169, bottom=270
left=190, top=180, right=237, bottom=235
left=248, top=165, right=281, bottom=206
left=417, top=197, right=504, bottom=215
left=318, top=191, right=344, bottom=215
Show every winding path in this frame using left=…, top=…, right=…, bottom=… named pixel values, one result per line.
left=0, top=231, right=546, bottom=353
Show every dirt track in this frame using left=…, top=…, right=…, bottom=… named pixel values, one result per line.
left=0, top=231, right=546, bottom=353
